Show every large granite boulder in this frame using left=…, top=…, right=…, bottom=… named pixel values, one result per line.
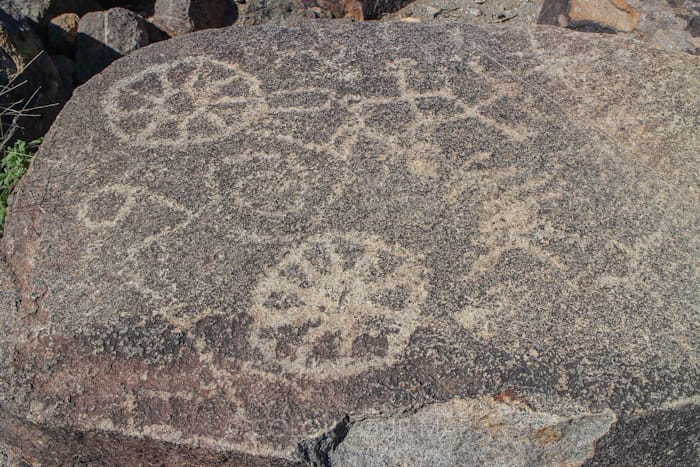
left=0, top=21, right=698, bottom=465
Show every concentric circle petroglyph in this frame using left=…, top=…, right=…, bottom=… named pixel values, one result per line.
left=247, top=231, right=430, bottom=377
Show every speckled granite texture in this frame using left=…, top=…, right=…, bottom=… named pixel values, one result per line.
left=0, top=21, right=698, bottom=465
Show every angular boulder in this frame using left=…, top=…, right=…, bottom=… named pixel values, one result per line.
left=75, top=7, right=149, bottom=84
left=0, top=21, right=698, bottom=465
left=151, top=0, right=227, bottom=36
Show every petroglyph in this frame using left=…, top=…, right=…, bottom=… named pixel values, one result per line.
left=93, top=39, right=674, bottom=370
left=3, top=22, right=697, bottom=464
left=215, top=148, right=345, bottom=220
left=247, top=231, right=430, bottom=377
left=76, top=184, right=138, bottom=230
left=98, top=49, right=572, bottom=353
left=102, top=52, right=536, bottom=166
left=104, top=57, right=266, bottom=147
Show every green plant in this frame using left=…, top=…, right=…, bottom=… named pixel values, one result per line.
left=0, top=52, right=55, bottom=237
left=0, top=137, right=42, bottom=236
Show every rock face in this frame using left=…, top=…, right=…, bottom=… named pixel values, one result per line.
left=386, top=0, right=700, bottom=56
left=0, top=21, right=698, bottom=465
left=242, top=0, right=364, bottom=25
left=329, top=398, right=616, bottom=465
left=239, top=0, right=410, bottom=25
left=75, top=7, right=149, bottom=84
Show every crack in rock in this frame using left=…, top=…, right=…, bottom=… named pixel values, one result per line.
left=296, top=415, right=351, bottom=466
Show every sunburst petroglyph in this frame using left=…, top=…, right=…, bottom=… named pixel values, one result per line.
left=247, top=231, right=430, bottom=377
left=104, top=57, right=266, bottom=146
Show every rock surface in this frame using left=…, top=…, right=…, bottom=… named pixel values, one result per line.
left=538, top=0, right=640, bottom=33
left=241, top=0, right=364, bottom=25
left=330, top=398, right=616, bottom=465
left=383, top=0, right=541, bottom=25
left=75, top=7, right=149, bottom=84
left=0, top=21, right=698, bottom=465
left=0, top=0, right=101, bottom=26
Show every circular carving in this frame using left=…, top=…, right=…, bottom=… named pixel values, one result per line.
left=216, top=149, right=339, bottom=219
left=103, top=57, right=264, bottom=147
left=248, top=232, right=430, bottom=377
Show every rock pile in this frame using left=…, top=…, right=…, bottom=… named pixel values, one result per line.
left=0, top=0, right=412, bottom=142
left=0, top=20, right=697, bottom=465
left=1, top=0, right=236, bottom=92
left=384, top=0, right=700, bottom=55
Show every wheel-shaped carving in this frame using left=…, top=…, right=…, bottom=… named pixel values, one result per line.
left=248, top=232, right=430, bottom=378
left=103, top=57, right=264, bottom=147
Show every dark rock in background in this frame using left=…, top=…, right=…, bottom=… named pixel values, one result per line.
left=49, top=53, right=74, bottom=96
left=361, top=0, right=411, bottom=19
left=151, top=0, right=228, bottom=35
left=0, top=0, right=102, bottom=26
left=689, top=15, right=700, bottom=37
left=46, top=12, right=79, bottom=54
left=75, top=7, right=148, bottom=83
left=0, top=5, right=65, bottom=144
left=143, top=16, right=170, bottom=42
